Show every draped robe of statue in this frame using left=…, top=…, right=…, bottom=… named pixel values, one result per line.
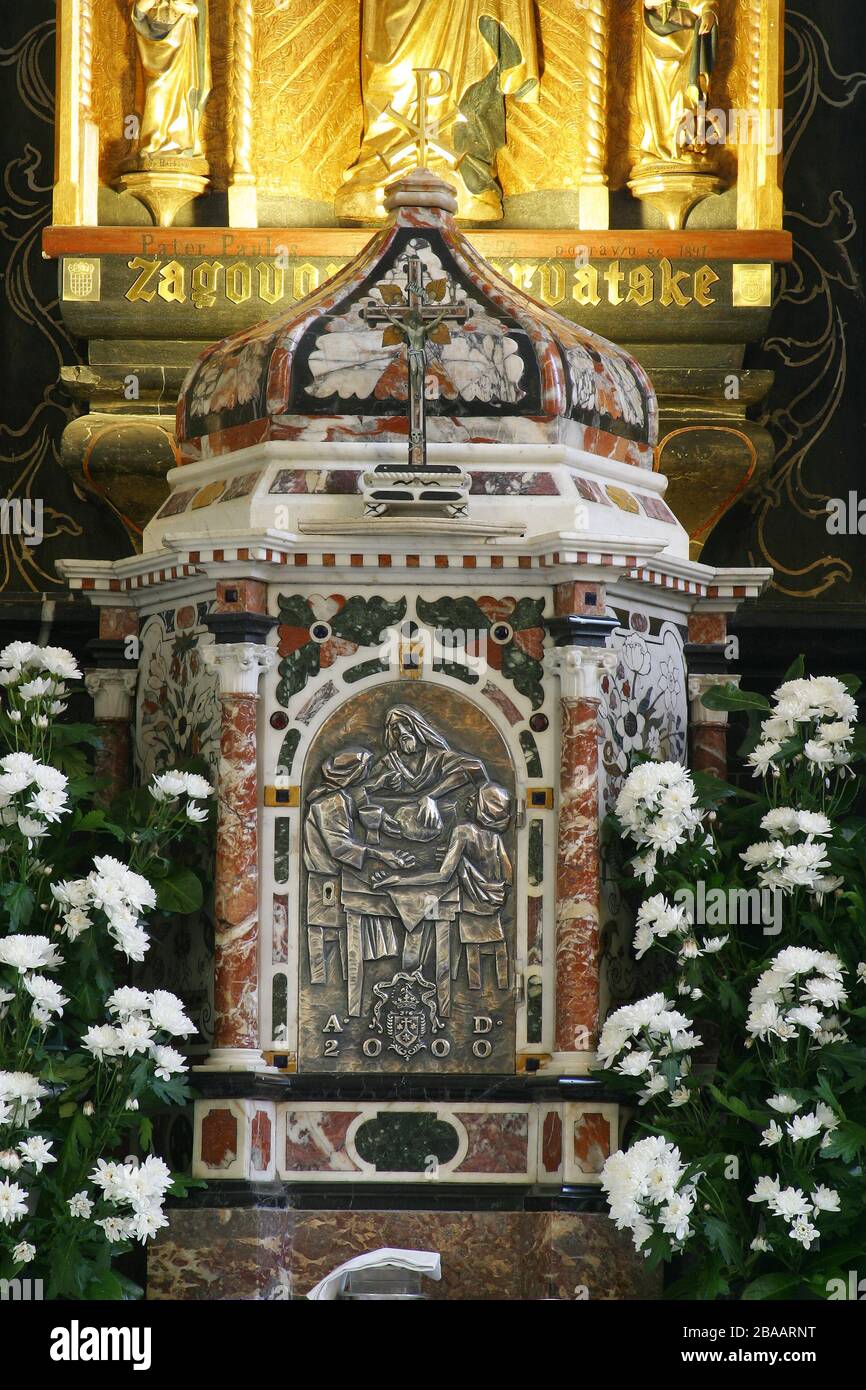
left=131, top=0, right=212, bottom=160
left=336, top=0, right=539, bottom=222
left=635, top=1, right=719, bottom=165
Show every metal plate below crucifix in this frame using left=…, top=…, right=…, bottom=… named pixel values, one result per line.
left=298, top=683, right=517, bottom=1074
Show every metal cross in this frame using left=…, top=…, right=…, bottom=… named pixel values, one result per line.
left=363, top=255, right=468, bottom=470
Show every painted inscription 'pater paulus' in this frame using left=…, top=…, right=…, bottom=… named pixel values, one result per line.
left=299, top=684, right=516, bottom=1073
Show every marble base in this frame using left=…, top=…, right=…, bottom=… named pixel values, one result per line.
left=147, top=1206, right=660, bottom=1301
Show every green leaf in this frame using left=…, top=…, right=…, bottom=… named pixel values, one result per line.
left=782, top=654, right=805, bottom=681
left=700, top=684, right=770, bottom=713
left=708, top=1084, right=765, bottom=1125
left=703, top=1215, right=741, bottom=1269
left=1, top=881, right=35, bottom=930
left=85, top=1269, right=126, bottom=1300
left=741, top=1273, right=803, bottom=1300
left=151, top=866, right=204, bottom=915
left=139, top=1115, right=154, bottom=1152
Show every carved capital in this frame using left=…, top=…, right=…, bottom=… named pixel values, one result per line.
left=203, top=641, right=276, bottom=697
left=688, top=673, right=740, bottom=726
left=84, top=667, right=137, bottom=720
left=545, top=645, right=617, bottom=703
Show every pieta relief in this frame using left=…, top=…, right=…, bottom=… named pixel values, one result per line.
left=298, top=684, right=517, bottom=1073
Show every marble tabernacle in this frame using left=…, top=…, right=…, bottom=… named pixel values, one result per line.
left=59, top=169, right=771, bottom=1301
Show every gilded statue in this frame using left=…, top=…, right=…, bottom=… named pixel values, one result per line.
left=131, top=0, right=212, bottom=160
left=635, top=1, right=719, bottom=165
left=336, top=0, right=539, bottom=223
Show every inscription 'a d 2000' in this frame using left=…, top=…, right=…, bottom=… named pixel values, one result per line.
left=297, top=683, right=517, bottom=1074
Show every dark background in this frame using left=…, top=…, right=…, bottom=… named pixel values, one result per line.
left=1, top=3, right=865, bottom=683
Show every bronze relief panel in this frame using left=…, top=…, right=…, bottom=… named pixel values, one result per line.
left=298, top=682, right=517, bottom=1074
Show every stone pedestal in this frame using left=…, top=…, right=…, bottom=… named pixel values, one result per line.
left=148, top=1205, right=660, bottom=1302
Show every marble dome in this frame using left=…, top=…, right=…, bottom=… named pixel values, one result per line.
left=176, top=170, right=658, bottom=470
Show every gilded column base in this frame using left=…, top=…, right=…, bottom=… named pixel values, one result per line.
left=59, top=411, right=177, bottom=545
left=628, top=160, right=725, bottom=231
left=115, top=155, right=210, bottom=229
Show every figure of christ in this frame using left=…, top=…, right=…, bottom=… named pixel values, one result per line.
left=303, top=747, right=415, bottom=1015
left=376, top=782, right=513, bottom=993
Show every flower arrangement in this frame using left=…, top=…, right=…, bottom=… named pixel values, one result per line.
left=0, top=642, right=211, bottom=1298
left=598, top=664, right=866, bottom=1299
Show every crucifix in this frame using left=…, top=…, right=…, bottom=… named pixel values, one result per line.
left=363, top=255, right=468, bottom=470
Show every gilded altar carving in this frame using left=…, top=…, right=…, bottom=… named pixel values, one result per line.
left=335, top=1, right=539, bottom=222
left=57, top=0, right=784, bottom=228
left=298, top=684, right=517, bottom=1073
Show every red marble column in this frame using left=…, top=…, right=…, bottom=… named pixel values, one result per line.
left=547, top=643, right=616, bottom=1057
left=201, top=641, right=276, bottom=1070
left=686, top=613, right=738, bottom=779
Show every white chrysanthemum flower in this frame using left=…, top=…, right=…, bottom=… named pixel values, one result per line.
left=23, top=974, right=68, bottom=1016
left=151, top=1044, right=187, bottom=1081
left=750, top=1235, right=772, bottom=1252
left=117, top=1016, right=155, bottom=1056
left=67, top=1191, right=93, bottom=1219
left=768, top=1186, right=812, bottom=1220
left=0, top=935, right=62, bottom=973
left=149, top=771, right=188, bottom=802
left=0, top=1150, right=21, bottom=1171
left=185, top=802, right=209, bottom=823
left=787, top=1112, right=823, bottom=1142
left=761, top=807, right=800, bottom=835
left=749, top=1175, right=781, bottom=1204
left=95, top=1216, right=132, bottom=1243
left=27, top=788, right=69, bottom=823
left=17, top=677, right=54, bottom=701
left=18, top=1136, right=55, bottom=1173
left=761, top=1122, right=783, bottom=1147
left=82, top=1024, right=123, bottom=1059
left=747, top=742, right=782, bottom=777
left=0, top=1179, right=28, bottom=1225
left=789, top=1217, right=820, bottom=1248
left=12, top=1240, right=36, bottom=1263
left=182, top=773, right=213, bottom=800
left=767, top=1093, right=801, bottom=1114
left=811, top=1185, right=840, bottom=1213
left=106, top=986, right=152, bottom=1018
left=148, top=990, right=196, bottom=1038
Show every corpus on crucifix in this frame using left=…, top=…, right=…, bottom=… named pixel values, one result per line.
left=363, top=253, right=468, bottom=471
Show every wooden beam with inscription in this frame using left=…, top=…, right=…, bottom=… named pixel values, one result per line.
left=43, top=226, right=793, bottom=264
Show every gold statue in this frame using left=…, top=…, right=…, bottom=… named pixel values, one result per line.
left=131, top=0, right=211, bottom=158
left=629, top=1, right=724, bottom=229
left=635, top=1, right=718, bottom=164
left=336, top=1, right=539, bottom=223
left=118, top=1, right=212, bottom=227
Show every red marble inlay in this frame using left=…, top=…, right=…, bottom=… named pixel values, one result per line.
left=94, top=721, right=130, bottom=804
left=200, top=1109, right=238, bottom=1169
left=457, top=1112, right=529, bottom=1174
left=573, top=1112, right=611, bottom=1174
left=691, top=724, right=728, bottom=779
left=688, top=613, right=726, bottom=645
left=99, top=607, right=137, bottom=640
left=553, top=581, right=606, bottom=617
left=283, top=1109, right=362, bottom=1172
left=251, top=1110, right=272, bottom=1172
left=542, top=1111, right=563, bottom=1173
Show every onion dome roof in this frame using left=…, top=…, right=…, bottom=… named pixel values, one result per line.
left=176, top=170, right=657, bottom=467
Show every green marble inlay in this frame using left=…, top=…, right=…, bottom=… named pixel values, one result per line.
left=520, top=729, right=542, bottom=776
left=272, top=973, right=288, bottom=1041
left=343, top=657, right=390, bottom=684
left=433, top=660, right=480, bottom=686
left=276, top=593, right=406, bottom=705
left=274, top=818, right=291, bottom=884
left=416, top=594, right=546, bottom=709
left=526, top=974, right=543, bottom=1044
left=276, top=728, right=301, bottom=777
left=354, top=1113, right=460, bottom=1172
left=528, top=819, right=543, bottom=887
